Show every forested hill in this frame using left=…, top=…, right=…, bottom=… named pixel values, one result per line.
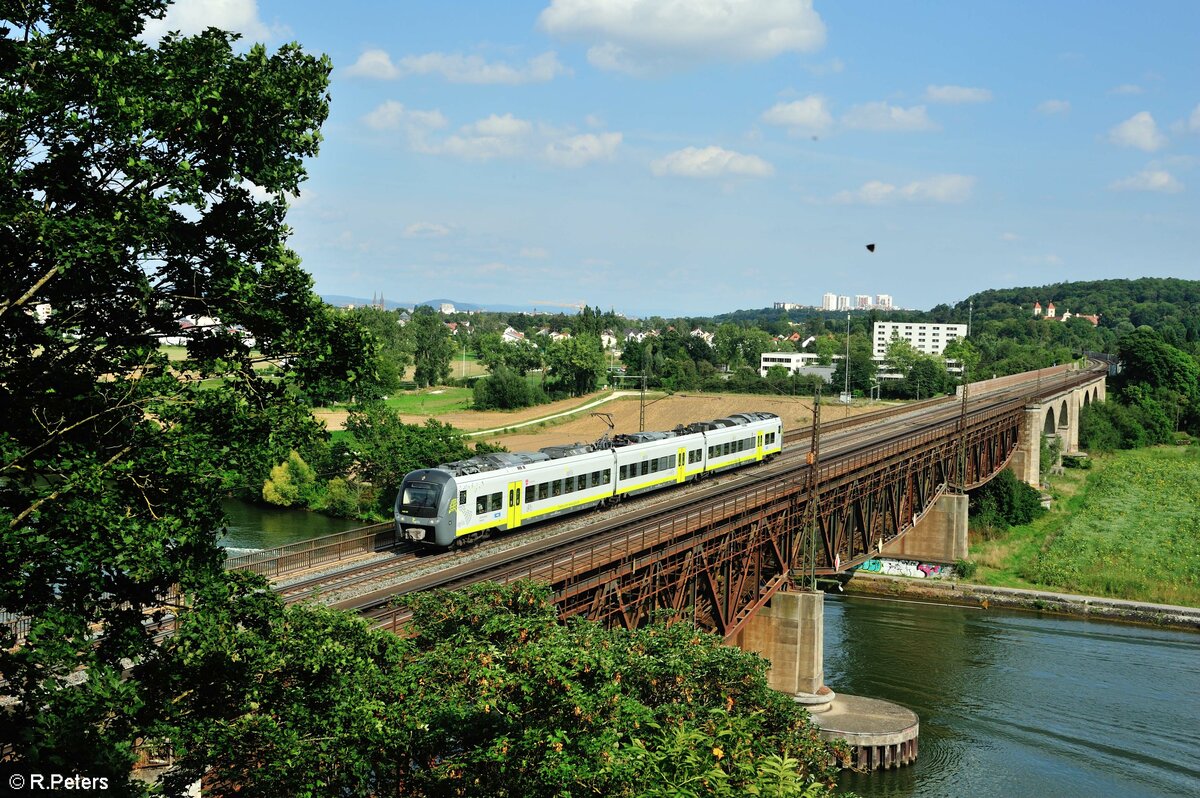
left=932, top=277, right=1200, bottom=341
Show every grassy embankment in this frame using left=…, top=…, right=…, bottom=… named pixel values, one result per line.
left=970, top=445, right=1200, bottom=607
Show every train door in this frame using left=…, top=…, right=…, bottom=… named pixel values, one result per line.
left=756, top=432, right=764, bottom=461
left=507, top=480, right=523, bottom=529
left=676, top=447, right=686, bottom=483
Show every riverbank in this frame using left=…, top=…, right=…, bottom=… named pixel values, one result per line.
left=843, top=571, right=1200, bottom=631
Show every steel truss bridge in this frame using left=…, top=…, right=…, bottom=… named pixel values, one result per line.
left=360, top=366, right=1106, bottom=641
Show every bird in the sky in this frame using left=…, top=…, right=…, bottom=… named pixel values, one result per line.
left=865, top=243, right=876, bottom=253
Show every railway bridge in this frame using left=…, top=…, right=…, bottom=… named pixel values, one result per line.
left=358, top=363, right=1106, bottom=646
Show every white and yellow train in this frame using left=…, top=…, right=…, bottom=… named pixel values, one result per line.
left=394, top=411, right=782, bottom=548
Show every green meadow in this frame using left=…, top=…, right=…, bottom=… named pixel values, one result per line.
left=971, top=446, right=1200, bottom=607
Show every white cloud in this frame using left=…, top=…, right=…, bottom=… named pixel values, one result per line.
left=538, top=0, right=825, bottom=75
left=924, top=85, right=992, bottom=104
left=761, top=96, right=833, bottom=134
left=363, top=101, right=448, bottom=133
left=520, top=247, right=550, bottom=258
left=841, top=102, right=938, bottom=132
left=140, top=0, right=279, bottom=42
left=1108, top=112, right=1167, bottom=152
left=545, top=132, right=622, bottom=167
left=345, top=49, right=400, bottom=79
left=371, top=108, right=620, bottom=167
left=1037, top=99, right=1070, bottom=115
left=346, top=49, right=567, bottom=84
left=1189, top=104, right=1200, bottom=133
left=403, top=222, right=451, bottom=238
left=439, top=114, right=533, bottom=160
left=1110, top=83, right=1144, bottom=95
left=1109, top=169, right=1183, bottom=193
left=1000, top=232, right=1021, bottom=241
left=833, top=174, right=975, bottom=204
left=651, top=146, right=774, bottom=178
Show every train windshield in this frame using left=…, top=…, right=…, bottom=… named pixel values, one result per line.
left=399, top=482, right=441, bottom=518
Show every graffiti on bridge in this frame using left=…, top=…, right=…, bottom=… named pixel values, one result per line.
left=858, top=558, right=955, bottom=579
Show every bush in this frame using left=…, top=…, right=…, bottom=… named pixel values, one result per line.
left=472, top=365, right=536, bottom=410
left=969, top=468, right=1046, bottom=531
left=1061, top=454, right=1093, bottom=469
left=262, top=450, right=318, bottom=507
left=955, top=559, right=978, bottom=579
left=321, top=477, right=369, bottom=518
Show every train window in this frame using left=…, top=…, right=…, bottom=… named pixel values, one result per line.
left=602, top=469, right=611, bottom=484
left=619, top=465, right=627, bottom=480
left=723, top=442, right=731, bottom=456
left=459, top=490, right=467, bottom=506
left=662, top=456, right=672, bottom=470
left=552, top=480, right=562, bottom=497
left=525, top=485, right=535, bottom=503
left=591, top=471, right=600, bottom=488
left=650, top=459, right=658, bottom=473
left=490, top=492, right=502, bottom=512
left=538, top=482, right=549, bottom=501
left=565, top=476, right=575, bottom=492
left=476, top=495, right=487, bottom=514
left=641, top=461, right=650, bottom=476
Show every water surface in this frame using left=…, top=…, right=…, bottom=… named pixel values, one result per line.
left=826, top=594, right=1200, bottom=797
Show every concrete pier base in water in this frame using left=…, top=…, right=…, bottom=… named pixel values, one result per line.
left=808, top=693, right=920, bottom=771
left=734, top=589, right=920, bottom=771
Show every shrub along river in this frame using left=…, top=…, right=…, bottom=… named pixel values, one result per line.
left=828, top=593, right=1200, bottom=797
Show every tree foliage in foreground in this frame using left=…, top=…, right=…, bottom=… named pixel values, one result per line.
left=0, top=2, right=374, bottom=789
left=152, top=580, right=845, bottom=797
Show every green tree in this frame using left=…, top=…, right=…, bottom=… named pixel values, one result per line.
left=343, top=404, right=477, bottom=509
left=346, top=305, right=412, bottom=394
left=1, top=3, right=370, bottom=787
left=546, top=333, right=606, bottom=396
left=397, top=582, right=844, bottom=797
left=144, top=573, right=413, bottom=798
left=409, top=305, right=455, bottom=387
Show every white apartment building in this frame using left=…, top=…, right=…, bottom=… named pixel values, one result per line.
left=872, top=321, right=966, bottom=358
left=821, top=292, right=837, bottom=311
left=855, top=295, right=872, bottom=309
left=836, top=295, right=851, bottom=311
left=759, top=352, right=836, bottom=383
left=875, top=294, right=893, bottom=310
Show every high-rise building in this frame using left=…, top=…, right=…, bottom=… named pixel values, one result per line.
left=875, top=294, right=893, bottom=310
left=822, top=292, right=837, bottom=311
left=837, top=295, right=851, bottom=311
left=855, top=295, right=872, bottom=309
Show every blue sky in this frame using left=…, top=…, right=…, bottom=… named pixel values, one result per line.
left=149, top=1, right=1200, bottom=317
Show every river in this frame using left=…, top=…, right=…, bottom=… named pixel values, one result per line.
left=826, top=593, right=1200, bottom=797
left=217, top=498, right=363, bottom=556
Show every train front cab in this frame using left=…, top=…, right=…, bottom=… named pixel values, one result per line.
left=394, top=468, right=457, bottom=547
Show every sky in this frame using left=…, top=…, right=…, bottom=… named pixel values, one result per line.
left=147, top=0, right=1200, bottom=317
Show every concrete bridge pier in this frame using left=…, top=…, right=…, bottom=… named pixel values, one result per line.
left=881, top=492, right=968, bottom=564
left=735, top=589, right=920, bottom=770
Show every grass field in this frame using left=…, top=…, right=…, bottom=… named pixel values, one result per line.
left=971, top=446, right=1200, bottom=607
left=380, top=387, right=475, bottom=415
